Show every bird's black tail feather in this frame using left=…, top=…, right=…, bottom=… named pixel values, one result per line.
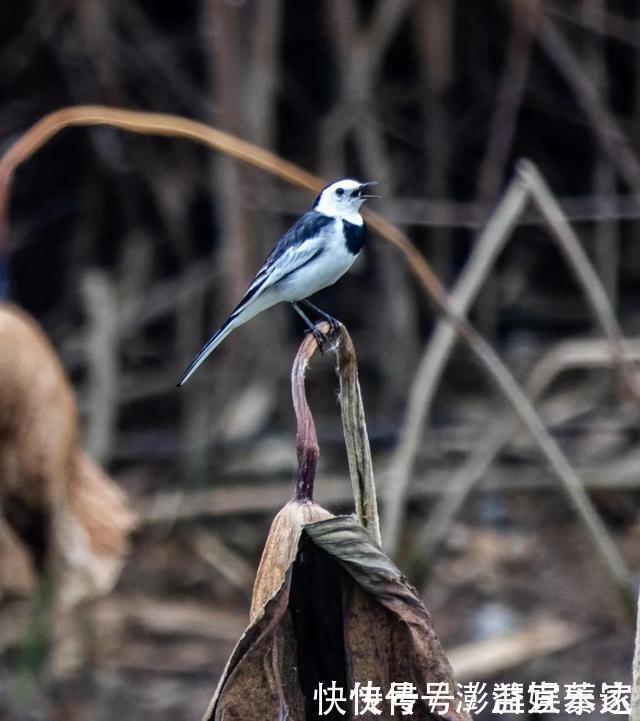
left=176, top=315, right=236, bottom=387
left=176, top=276, right=272, bottom=386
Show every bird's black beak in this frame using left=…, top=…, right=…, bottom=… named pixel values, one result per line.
left=353, top=181, right=379, bottom=200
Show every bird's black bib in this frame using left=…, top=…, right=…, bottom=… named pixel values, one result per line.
left=342, top=219, right=366, bottom=255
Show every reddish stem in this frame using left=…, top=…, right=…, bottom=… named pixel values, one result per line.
left=291, top=322, right=332, bottom=502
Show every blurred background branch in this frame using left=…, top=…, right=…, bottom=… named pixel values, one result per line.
left=2, top=0, right=640, bottom=718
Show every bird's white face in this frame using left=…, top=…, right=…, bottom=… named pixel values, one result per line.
left=313, top=179, right=377, bottom=222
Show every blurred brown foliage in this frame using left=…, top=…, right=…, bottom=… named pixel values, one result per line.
left=0, top=303, right=135, bottom=676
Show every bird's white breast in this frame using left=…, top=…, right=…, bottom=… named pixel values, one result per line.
left=276, top=219, right=359, bottom=302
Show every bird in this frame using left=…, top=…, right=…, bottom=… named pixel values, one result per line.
left=177, top=178, right=377, bottom=386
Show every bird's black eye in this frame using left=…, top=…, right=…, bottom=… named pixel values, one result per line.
left=335, top=188, right=345, bottom=196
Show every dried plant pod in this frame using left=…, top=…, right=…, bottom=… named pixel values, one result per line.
left=307, top=517, right=464, bottom=714
left=204, top=514, right=469, bottom=721
left=203, top=327, right=469, bottom=721
left=250, top=500, right=332, bottom=623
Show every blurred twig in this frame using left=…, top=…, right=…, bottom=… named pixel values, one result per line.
left=137, top=447, right=640, bottom=526
left=583, top=0, right=619, bottom=307
left=384, top=161, right=637, bottom=616
left=448, top=616, right=587, bottom=681
left=82, top=269, right=119, bottom=465
left=475, top=0, right=538, bottom=333
left=0, top=105, right=321, bottom=253
left=415, top=0, right=455, bottom=281
left=477, top=0, right=539, bottom=209
left=523, top=161, right=640, bottom=400
left=550, top=3, right=640, bottom=50
left=537, top=14, right=640, bottom=199
left=205, top=0, right=250, bottom=301
left=411, top=337, right=640, bottom=572
left=384, top=172, right=530, bottom=552
left=178, top=282, right=209, bottom=483
left=184, top=530, right=254, bottom=595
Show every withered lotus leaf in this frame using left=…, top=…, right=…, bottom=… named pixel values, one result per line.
left=250, top=500, right=333, bottom=623
left=202, top=504, right=470, bottom=721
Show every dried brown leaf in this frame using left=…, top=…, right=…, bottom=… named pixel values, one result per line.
left=307, top=517, right=470, bottom=721
left=250, top=500, right=333, bottom=623
left=204, top=512, right=470, bottom=721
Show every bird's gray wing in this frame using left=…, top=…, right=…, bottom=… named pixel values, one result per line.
left=230, top=236, right=327, bottom=319
left=264, top=211, right=334, bottom=265
left=236, top=212, right=335, bottom=306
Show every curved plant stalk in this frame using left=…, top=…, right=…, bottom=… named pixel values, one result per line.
left=207, top=325, right=469, bottom=721
left=290, top=321, right=381, bottom=544
left=290, top=328, right=322, bottom=504
left=335, top=325, right=381, bottom=545
left=0, top=105, right=319, bottom=243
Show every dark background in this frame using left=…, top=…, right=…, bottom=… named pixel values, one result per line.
left=1, top=1, right=639, bottom=719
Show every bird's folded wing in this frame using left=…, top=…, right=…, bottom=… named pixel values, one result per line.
left=228, top=211, right=334, bottom=318
left=244, top=237, right=325, bottom=299
left=222, top=239, right=325, bottom=325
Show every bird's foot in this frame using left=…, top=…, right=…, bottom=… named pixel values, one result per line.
left=314, top=328, right=329, bottom=352
left=304, top=326, right=330, bottom=351
left=300, top=300, right=341, bottom=335
left=326, top=316, right=341, bottom=334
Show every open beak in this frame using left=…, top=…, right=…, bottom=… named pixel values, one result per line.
left=354, top=181, right=379, bottom=200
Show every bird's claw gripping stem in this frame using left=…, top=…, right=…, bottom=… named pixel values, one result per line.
left=304, top=325, right=330, bottom=351
left=313, top=328, right=329, bottom=351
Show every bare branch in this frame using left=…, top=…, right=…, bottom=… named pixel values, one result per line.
left=82, top=269, right=119, bottom=465
left=383, top=172, right=530, bottom=552
left=412, top=337, right=640, bottom=571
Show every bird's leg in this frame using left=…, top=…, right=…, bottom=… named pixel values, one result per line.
left=301, top=299, right=341, bottom=334
left=291, top=302, right=329, bottom=349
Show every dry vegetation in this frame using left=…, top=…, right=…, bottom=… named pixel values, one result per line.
left=1, top=1, right=640, bottom=720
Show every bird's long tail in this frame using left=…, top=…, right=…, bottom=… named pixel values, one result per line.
left=176, top=316, right=239, bottom=387
left=176, top=284, right=277, bottom=386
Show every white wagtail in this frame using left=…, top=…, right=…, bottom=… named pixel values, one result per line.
left=177, top=178, right=377, bottom=386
